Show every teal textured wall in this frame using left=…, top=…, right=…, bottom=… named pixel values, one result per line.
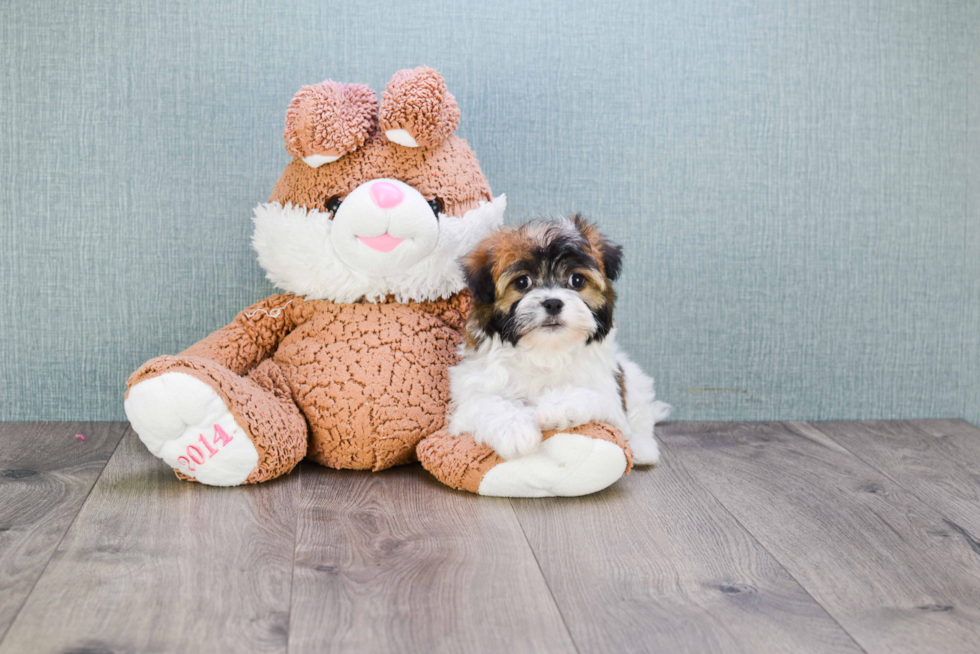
left=1, top=0, right=978, bottom=423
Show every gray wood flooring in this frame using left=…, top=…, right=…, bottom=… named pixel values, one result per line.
left=1, top=419, right=979, bottom=653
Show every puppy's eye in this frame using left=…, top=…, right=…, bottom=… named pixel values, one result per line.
left=427, top=197, right=443, bottom=216
left=513, top=275, right=532, bottom=291
left=569, top=273, right=586, bottom=289
left=325, top=196, right=343, bottom=215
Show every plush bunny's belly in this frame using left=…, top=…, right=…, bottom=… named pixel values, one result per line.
left=273, top=301, right=463, bottom=471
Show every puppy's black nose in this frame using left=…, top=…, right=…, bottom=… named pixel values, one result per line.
left=542, top=298, right=564, bottom=316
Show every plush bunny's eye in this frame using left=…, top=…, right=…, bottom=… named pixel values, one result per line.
left=513, top=275, right=531, bottom=291
left=427, top=197, right=443, bottom=216
left=325, top=196, right=343, bottom=215
left=569, top=273, right=586, bottom=289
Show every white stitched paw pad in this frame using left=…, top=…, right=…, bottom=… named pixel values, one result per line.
left=124, top=372, right=259, bottom=486
left=478, top=433, right=627, bottom=498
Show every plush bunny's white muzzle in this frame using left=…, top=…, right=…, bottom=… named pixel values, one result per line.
left=331, top=178, right=440, bottom=277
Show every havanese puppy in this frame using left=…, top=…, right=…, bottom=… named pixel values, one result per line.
left=447, top=215, right=670, bottom=462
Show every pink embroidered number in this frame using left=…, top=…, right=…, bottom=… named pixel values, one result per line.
left=198, top=434, right=218, bottom=457
left=176, top=425, right=236, bottom=472
left=213, top=424, right=233, bottom=447
left=186, top=445, right=205, bottom=465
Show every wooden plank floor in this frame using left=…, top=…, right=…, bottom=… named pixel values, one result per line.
left=1, top=420, right=979, bottom=653
left=0, top=423, right=126, bottom=643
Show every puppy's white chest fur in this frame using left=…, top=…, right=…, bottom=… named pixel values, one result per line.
left=449, top=326, right=667, bottom=464
left=453, top=333, right=624, bottom=417
left=447, top=328, right=664, bottom=460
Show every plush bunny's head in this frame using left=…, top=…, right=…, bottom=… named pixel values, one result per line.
left=252, top=67, right=504, bottom=303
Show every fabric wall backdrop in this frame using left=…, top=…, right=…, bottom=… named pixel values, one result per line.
left=1, top=0, right=977, bottom=423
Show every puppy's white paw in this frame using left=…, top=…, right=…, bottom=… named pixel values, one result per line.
left=535, top=397, right=593, bottom=431
left=482, top=414, right=543, bottom=461
left=629, top=434, right=661, bottom=466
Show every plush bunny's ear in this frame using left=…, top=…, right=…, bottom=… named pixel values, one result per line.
left=380, top=67, right=460, bottom=148
left=284, top=81, right=377, bottom=167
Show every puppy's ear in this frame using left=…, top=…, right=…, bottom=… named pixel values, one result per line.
left=570, top=214, right=623, bottom=281
left=599, top=240, right=623, bottom=281
left=462, top=243, right=496, bottom=305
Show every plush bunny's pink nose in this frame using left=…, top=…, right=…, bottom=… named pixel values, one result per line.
left=369, top=181, right=404, bottom=209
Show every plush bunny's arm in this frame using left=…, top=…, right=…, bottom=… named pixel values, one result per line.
left=416, top=289, right=472, bottom=333
left=179, top=294, right=303, bottom=375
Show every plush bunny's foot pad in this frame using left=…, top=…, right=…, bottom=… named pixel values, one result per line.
left=125, top=356, right=308, bottom=485
left=418, top=423, right=633, bottom=498
left=125, top=373, right=260, bottom=486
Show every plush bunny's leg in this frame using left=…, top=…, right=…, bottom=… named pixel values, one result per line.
left=418, top=423, right=632, bottom=498
left=125, top=356, right=306, bottom=486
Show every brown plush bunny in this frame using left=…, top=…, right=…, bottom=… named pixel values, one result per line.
left=124, top=67, right=633, bottom=496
